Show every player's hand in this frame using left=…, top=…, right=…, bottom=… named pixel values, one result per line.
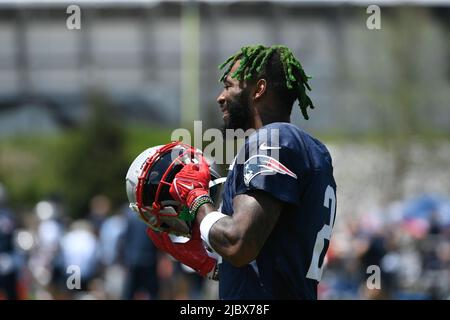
left=146, top=222, right=217, bottom=278
left=169, top=156, right=211, bottom=208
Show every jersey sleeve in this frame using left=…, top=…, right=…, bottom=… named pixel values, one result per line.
left=234, top=126, right=304, bottom=207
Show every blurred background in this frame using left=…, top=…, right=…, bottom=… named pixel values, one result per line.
left=0, top=0, right=449, bottom=300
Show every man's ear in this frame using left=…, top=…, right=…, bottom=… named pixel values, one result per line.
left=254, top=79, right=267, bottom=101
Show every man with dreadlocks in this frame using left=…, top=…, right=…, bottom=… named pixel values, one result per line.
left=148, top=45, right=337, bottom=299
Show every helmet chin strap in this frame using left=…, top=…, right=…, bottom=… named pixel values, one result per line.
left=168, top=234, right=190, bottom=244
left=209, top=177, right=227, bottom=188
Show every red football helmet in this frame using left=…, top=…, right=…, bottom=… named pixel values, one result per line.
left=125, top=141, right=224, bottom=236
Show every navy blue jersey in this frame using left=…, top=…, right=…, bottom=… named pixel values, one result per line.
left=219, top=122, right=337, bottom=300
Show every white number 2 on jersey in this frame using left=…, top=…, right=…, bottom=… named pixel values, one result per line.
left=306, top=185, right=336, bottom=281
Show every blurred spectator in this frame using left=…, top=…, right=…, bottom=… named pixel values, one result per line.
left=2, top=188, right=449, bottom=300
left=99, top=209, right=126, bottom=267
left=321, top=193, right=450, bottom=300
left=98, top=208, right=127, bottom=299
left=120, top=207, right=159, bottom=300
left=0, top=184, right=19, bottom=299
left=88, top=195, right=112, bottom=236
left=26, top=199, right=67, bottom=299
left=60, top=220, right=99, bottom=293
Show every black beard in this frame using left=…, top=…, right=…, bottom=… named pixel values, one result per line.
left=221, top=88, right=253, bottom=136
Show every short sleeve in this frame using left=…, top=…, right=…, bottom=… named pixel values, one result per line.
left=234, top=126, right=303, bottom=207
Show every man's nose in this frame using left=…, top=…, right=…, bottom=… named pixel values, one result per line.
left=217, top=92, right=225, bottom=106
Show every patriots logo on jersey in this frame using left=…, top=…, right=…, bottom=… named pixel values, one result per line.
left=243, top=154, right=297, bottom=187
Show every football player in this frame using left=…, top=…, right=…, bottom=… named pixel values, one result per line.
left=147, top=45, right=337, bottom=299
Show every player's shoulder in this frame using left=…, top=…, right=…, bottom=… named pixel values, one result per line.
left=257, top=121, right=303, bottom=136
left=247, top=122, right=305, bottom=148
left=253, top=122, right=333, bottom=171
left=246, top=122, right=327, bottom=158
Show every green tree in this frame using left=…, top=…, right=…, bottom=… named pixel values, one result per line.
left=59, top=92, right=129, bottom=218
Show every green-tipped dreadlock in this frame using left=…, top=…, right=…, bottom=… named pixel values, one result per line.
left=218, top=45, right=314, bottom=120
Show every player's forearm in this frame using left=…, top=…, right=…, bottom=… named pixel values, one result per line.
left=196, top=204, right=256, bottom=267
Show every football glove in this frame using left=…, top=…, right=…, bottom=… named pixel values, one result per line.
left=169, top=156, right=212, bottom=213
left=146, top=222, right=218, bottom=279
